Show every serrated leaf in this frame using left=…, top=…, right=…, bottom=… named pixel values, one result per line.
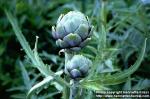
left=111, top=38, right=147, bottom=80
left=51, top=82, right=63, bottom=91
left=80, top=38, right=147, bottom=89
left=82, top=53, right=95, bottom=59
left=5, top=10, right=35, bottom=65
left=81, top=76, right=128, bottom=88
left=86, top=45, right=97, bottom=55
left=42, top=51, right=60, bottom=64
left=80, top=81, right=110, bottom=90
left=5, top=10, right=69, bottom=88
left=40, top=91, right=60, bottom=99
left=27, top=75, right=53, bottom=99
left=5, top=10, right=52, bottom=77
left=19, top=60, right=31, bottom=90
left=27, top=70, right=63, bottom=99
left=123, top=77, right=131, bottom=90
left=132, top=79, right=150, bottom=90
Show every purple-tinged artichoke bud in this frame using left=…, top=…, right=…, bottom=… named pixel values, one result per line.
left=66, top=55, right=92, bottom=79
left=52, top=11, right=94, bottom=51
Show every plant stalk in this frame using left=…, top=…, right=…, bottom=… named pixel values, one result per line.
left=63, top=51, right=74, bottom=99
left=64, top=51, right=73, bottom=73
left=69, top=80, right=79, bottom=99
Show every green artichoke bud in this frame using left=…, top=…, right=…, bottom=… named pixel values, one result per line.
left=52, top=11, right=94, bottom=51
left=66, top=55, right=92, bottom=79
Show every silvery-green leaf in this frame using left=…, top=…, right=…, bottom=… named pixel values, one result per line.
left=123, top=77, right=131, bottom=90
left=111, top=38, right=147, bottom=80
left=56, top=39, right=68, bottom=48
left=51, top=82, right=63, bottom=91
left=86, top=45, right=97, bottom=55
left=63, top=33, right=81, bottom=47
left=132, top=79, right=150, bottom=90
left=27, top=75, right=53, bottom=99
left=105, top=59, right=113, bottom=70
left=75, top=24, right=89, bottom=39
left=80, top=81, right=110, bottom=90
left=81, top=38, right=147, bottom=87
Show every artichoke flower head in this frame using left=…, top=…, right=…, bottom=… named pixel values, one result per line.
left=52, top=11, right=94, bottom=51
left=66, top=55, right=92, bottom=79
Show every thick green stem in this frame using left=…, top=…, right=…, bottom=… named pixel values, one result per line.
left=69, top=80, right=79, bottom=99
left=63, top=76, right=70, bottom=99
left=64, top=52, right=80, bottom=99
left=64, top=52, right=73, bottom=73
left=63, top=51, right=74, bottom=99
left=65, top=52, right=73, bottom=64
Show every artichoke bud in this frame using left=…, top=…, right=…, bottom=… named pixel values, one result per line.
left=52, top=11, right=94, bottom=51
left=66, top=55, right=92, bottom=79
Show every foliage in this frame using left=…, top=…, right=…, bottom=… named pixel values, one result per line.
left=0, top=0, right=150, bottom=99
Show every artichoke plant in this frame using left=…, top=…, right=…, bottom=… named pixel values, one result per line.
left=52, top=11, right=94, bottom=51
left=66, top=55, right=92, bottom=79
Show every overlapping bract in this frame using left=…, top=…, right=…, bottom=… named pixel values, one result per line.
left=66, top=55, right=92, bottom=79
left=52, top=11, right=94, bottom=51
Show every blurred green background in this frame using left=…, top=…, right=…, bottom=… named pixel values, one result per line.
left=0, top=0, right=150, bottom=99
